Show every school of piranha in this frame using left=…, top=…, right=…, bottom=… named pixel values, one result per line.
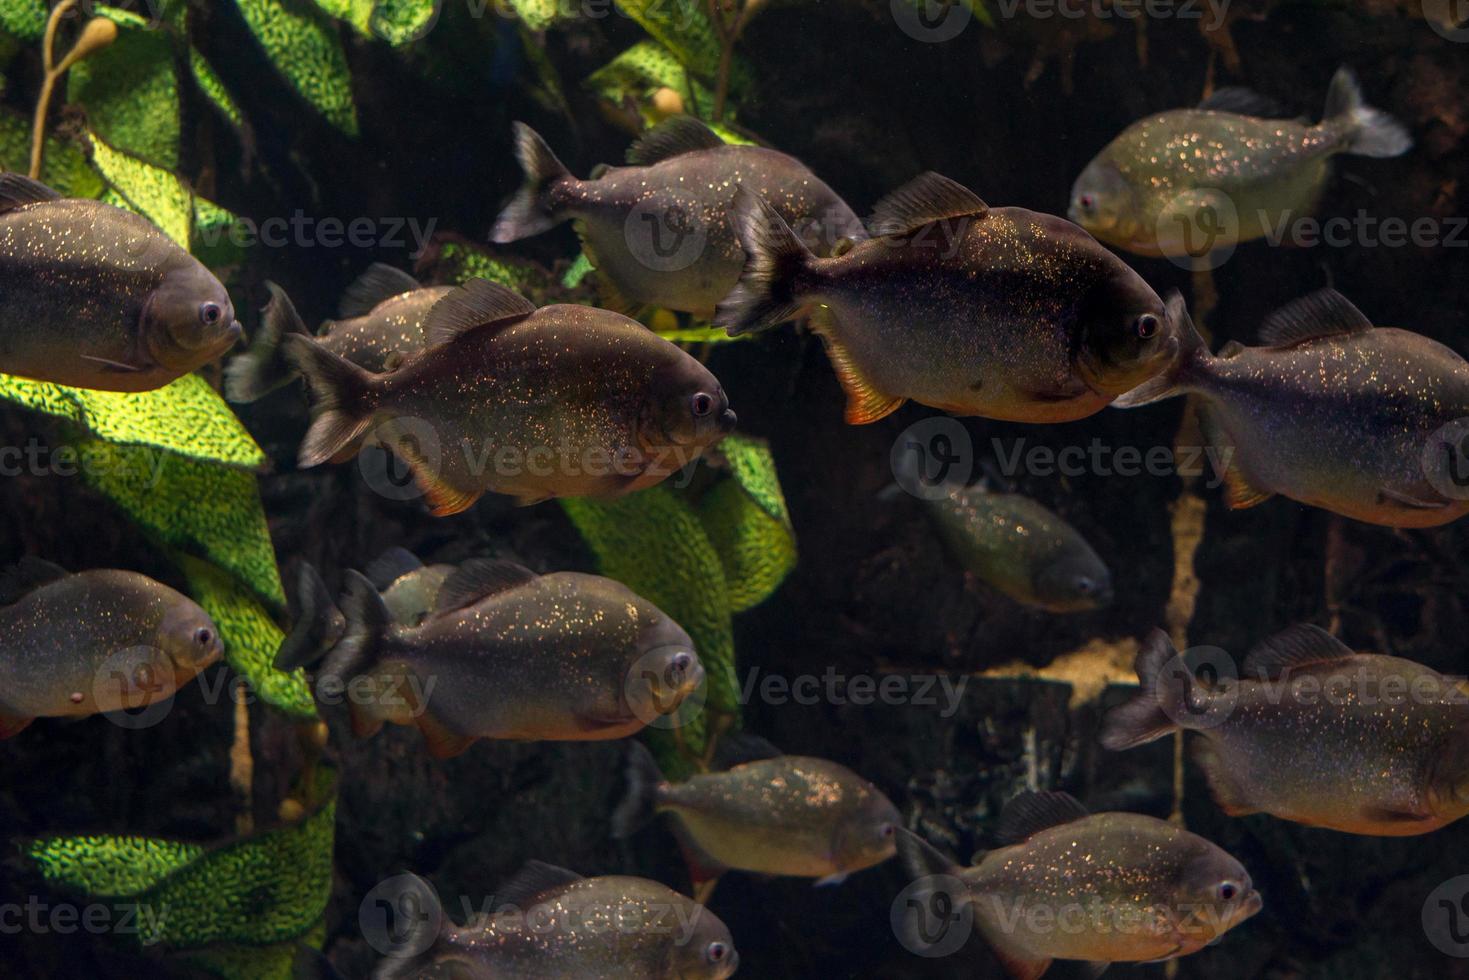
left=3, top=59, right=1468, bottom=978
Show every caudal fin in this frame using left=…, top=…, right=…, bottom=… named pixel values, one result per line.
left=1324, top=66, right=1412, bottom=159
left=1111, top=290, right=1207, bottom=409
left=366, top=873, right=445, bottom=979
left=490, top=123, right=572, bottom=243
left=283, top=335, right=378, bottom=467
left=273, top=563, right=346, bottom=672
left=224, top=282, right=311, bottom=403
left=714, top=187, right=816, bottom=336
left=610, top=740, right=667, bottom=838
left=1099, top=629, right=1193, bottom=750
left=318, top=570, right=391, bottom=687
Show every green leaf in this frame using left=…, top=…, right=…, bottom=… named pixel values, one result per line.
left=561, top=251, right=594, bottom=289
left=233, top=0, right=358, bottom=135
left=67, top=6, right=181, bottom=168
left=0, top=0, right=47, bottom=41
left=369, top=0, right=439, bottom=43
left=26, top=765, right=338, bottom=951
left=0, top=108, right=104, bottom=197
left=0, top=374, right=267, bottom=470
left=505, top=0, right=561, bottom=31
left=586, top=40, right=716, bottom=126
left=697, top=435, right=795, bottom=612
left=427, top=238, right=563, bottom=302
left=612, top=0, right=731, bottom=81
left=188, top=45, right=246, bottom=129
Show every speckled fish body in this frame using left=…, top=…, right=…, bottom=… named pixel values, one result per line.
left=285, top=281, right=735, bottom=514
left=390, top=866, right=737, bottom=980
left=378, top=563, right=453, bottom=626
left=1103, top=627, right=1469, bottom=836
left=899, top=792, right=1260, bottom=978
left=715, top=174, right=1171, bottom=424
left=924, top=483, right=1113, bottom=612
left=321, top=562, right=704, bottom=757
left=0, top=176, right=240, bottom=391
left=491, top=117, right=864, bottom=316
left=1114, top=290, right=1469, bottom=527
left=315, top=286, right=452, bottom=371
left=613, top=742, right=900, bottom=883
left=0, top=563, right=223, bottom=734
left=1070, top=68, right=1411, bottom=256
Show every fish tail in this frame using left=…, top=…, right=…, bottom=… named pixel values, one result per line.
left=319, top=570, right=390, bottom=687
left=894, top=830, right=975, bottom=955
left=610, top=740, right=667, bottom=838
left=490, top=122, right=573, bottom=243
left=273, top=563, right=346, bottom=672
left=715, top=186, right=817, bottom=336
left=283, top=334, right=379, bottom=467
left=223, top=282, right=311, bottom=403
left=367, top=873, right=446, bottom=980
left=1323, top=66, right=1412, bottom=159
left=1099, top=629, right=1192, bottom=749
left=1111, top=290, right=1207, bottom=409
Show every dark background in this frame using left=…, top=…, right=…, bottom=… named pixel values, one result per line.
left=3, top=0, right=1469, bottom=976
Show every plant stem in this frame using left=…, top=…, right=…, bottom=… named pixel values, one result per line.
left=29, top=0, right=79, bottom=180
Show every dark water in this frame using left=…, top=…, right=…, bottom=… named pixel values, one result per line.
left=2, top=1, right=1469, bottom=977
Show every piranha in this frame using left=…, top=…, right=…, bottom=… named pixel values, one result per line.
left=374, top=863, right=738, bottom=980
left=714, top=174, right=1172, bottom=424
left=1113, top=289, right=1469, bottom=527
left=274, top=559, right=706, bottom=758
left=0, top=558, right=224, bottom=736
left=1069, top=67, right=1412, bottom=258
left=490, top=116, right=865, bottom=317
left=889, top=452, right=1112, bottom=612
left=225, top=264, right=451, bottom=403
left=1102, top=626, right=1469, bottom=836
left=0, top=173, right=240, bottom=391
left=898, top=791, right=1261, bottom=979
left=612, top=738, right=900, bottom=889
left=284, top=278, right=736, bottom=513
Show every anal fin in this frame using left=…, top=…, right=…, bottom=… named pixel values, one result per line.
left=1195, top=401, right=1271, bottom=509
left=1191, top=739, right=1259, bottom=817
left=809, top=307, right=904, bottom=425
left=0, top=713, right=34, bottom=738
left=417, top=711, right=477, bottom=759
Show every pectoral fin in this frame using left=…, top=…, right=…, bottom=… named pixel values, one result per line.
left=1379, top=487, right=1448, bottom=510
left=80, top=354, right=148, bottom=373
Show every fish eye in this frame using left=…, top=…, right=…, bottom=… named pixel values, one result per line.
left=199, top=301, right=224, bottom=325
left=1079, top=193, right=1096, bottom=211
left=690, top=392, right=715, bottom=418
left=705, top=941, right=728, bottom=963
left=669, top=651, right=692, bottom=678
left=194, top=627, right=214, bottom=647
left=1074, top=576, right=1095, bottom=595
left=1218, top=881, right=1239, bottom=902
left=879, top=823, right=896, bottom=839
left=1135, top=313, right=1160, bottom=339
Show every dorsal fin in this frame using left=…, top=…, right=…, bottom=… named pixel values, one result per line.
left=337, top=263, right=420, bottom=318
left=868, top=172, right=988, bottom=237
left=1197, top=87, right=1285, bottom=118
left=625, top=116, right=725, bottom=166
left=364, top=546, right=424, bottom=591
left=0, top=556, right=68, bottom=604
left=995, top=790, right=1090, bottom=845
left=0, top=174, right=61, bottom=214
left=423, top=279, right=537, bottom=348
left=1242, top=624, right=1353, bottom=679
left=432, top=558, right=537, bottom=614
left=713, top=733, right=783, bottom=769
left=1258, top=288, right=1373, bottom=347
left=496, top=861, right=583, bottom=909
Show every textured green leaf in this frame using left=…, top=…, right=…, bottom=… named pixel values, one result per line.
left=697, top=435, right=795, bottom=611
left=0, top=109, right=104, bottom=197
left=77, top=439, right=284, bottom=612
left=369, top=0, right=439, bottom=43
left=67, top=6, right=181, bottom=168
left=26, top=765, right=337, bottom=951
left=0, top=0, right=47, bottom=41
left=561, top=251, right=594, bottom=289
left=312, top=0, right=374, bottom=32
left=428, top=238, right=563, bottom=301
left=612, top=0, right=728, bottom=80
left=505, top=0, right=560, bottom=31
left=188, top=46, right=245, bottom=129
left=87, top=130, right=192, bottom=245
left=586, top=40, right=715, bottom=126
left=233, top=0, right=358, bottom=135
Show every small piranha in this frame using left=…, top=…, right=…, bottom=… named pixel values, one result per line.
left=225, top=264, right=451, bottom=403
left=490, top=116, right=865, bottom=317
left=1069, top=67, right=1412, bottom=258
left=373, top=863, right=738, bottom=980
left=612, top=737, right=900, bottom=889
left=1113, top=289, right=1469, bottom=527
left=890, top=453, right=1112, bottom=612
left=0, top=557, right=224, bottom=736
left=0, top=174, right=240, bottom=391
left=715, top=174, right=1172, bottom=424
left=898, top=791, right=1261, bottom=979
left=285, top=278, right=736, bottom=513
left=275, top=558, right=706, bottom=758
left=1102, top=626, right=1469, bottom=836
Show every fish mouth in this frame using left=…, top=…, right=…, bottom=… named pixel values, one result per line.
left=717, top=408, right=737, bottom=434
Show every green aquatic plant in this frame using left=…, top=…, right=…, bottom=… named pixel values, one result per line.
left=24, top=766, right=338, bottom=977
left=67, top=7, right=179, bottom=167
left=234, top=0, right=358, bottom=135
